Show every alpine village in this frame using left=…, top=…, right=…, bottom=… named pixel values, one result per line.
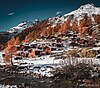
left=0, top=4, right=100, bottom=88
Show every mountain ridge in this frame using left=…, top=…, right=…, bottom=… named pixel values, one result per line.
left=6, top=4, right=100, bottom=35
left=7, top=19, right=41, bottom=34
left=0, top=3, right=100, bottom=51
left=16, top=4, right=100, bottom=42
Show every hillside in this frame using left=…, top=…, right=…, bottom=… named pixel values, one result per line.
left=7, top=21, right=34, bottom=34
left=0, top=4, right=100, bottom=51
left=17, top=4, right=100, bottom=43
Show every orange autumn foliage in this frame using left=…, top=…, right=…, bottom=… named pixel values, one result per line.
left=4, top=36, right=17, bottom=65
left=4, top=53, right=11, bottom=65
left=72, top=19, right=78, bottom=31
left=78, top=26, right=82, bottom=33
left=28, top=49, right=35, bottom=58
left=59, top=18, right=70, bottom=33
left=14, top=37, right=20, bottom=45
left=24, top=32, right=31, bottom=42
left=82, top=27, right=87, bottom=34
left=79, top=16, right=92, bottom=28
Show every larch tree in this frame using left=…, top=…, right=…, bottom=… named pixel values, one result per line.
left=48, top=26, right=53, bottom=35
left=79, top=17, right=85, bottom=28
left=92, top=31, right=95, bottom=42
left=59, top=18, right=70, bottom=34
left=72, top=18, right=78, bottom=31
left=78, top=26, right=82, bottom=34
left=86, top=17, right=92, bottom=27
left=24, top=32, right=31, bottom=42
left=54, top=23, right=61, bottom=32
left=78, top=16, right=88, bottom=37
left=4, top=36, right=17, bottom=66
left=59, top=24, right=64, bottom=33
left=81, top=27, right=87, bottom=37
left=14, top=37, right=20, bottom=45
left=65, top=18, right=71, bottom=30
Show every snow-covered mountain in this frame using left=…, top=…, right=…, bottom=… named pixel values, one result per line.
left=0, top=3, right=100, bottom=51
left=7, top=21, right=34, bottom=34
left=64, top=4, right=100, bottom=20
left=7, top=4, right=100, bottom=34
left=49, top=4, right=100, bottom=27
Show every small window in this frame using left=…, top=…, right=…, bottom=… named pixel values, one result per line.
left=14, top=57, right=22, bottom=60
left=97, top=56, right=100, bottom=59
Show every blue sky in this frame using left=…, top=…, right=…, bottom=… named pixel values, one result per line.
left=0, top=0, right=100, bottom=31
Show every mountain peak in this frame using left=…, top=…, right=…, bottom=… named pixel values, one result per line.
left=49, top=3, right=100, bottom=28
left=7, top=21, right=34, bottom=34
left=79, top=3, right=95, bottom=10
left=63, top=3, right=100, bottom=20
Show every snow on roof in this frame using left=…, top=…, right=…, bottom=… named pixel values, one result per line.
left=96, top=42, right=100, bottom=46
left=89, top=47, right=100, bottom=50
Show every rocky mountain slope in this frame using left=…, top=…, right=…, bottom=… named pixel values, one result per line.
left=7, top=21, right=34, bottom=34
left=7, top=18, right=41, bottom=34
left=17, top=4, right=100, bottom=42
left=0, top=4, right=100, bottom=51
left=49, top=4, right=100, bottom=27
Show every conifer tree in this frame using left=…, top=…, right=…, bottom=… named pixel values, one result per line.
left=4, top=36, right=17, bottom=65
left=72, top=18, right=78, bottom=31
